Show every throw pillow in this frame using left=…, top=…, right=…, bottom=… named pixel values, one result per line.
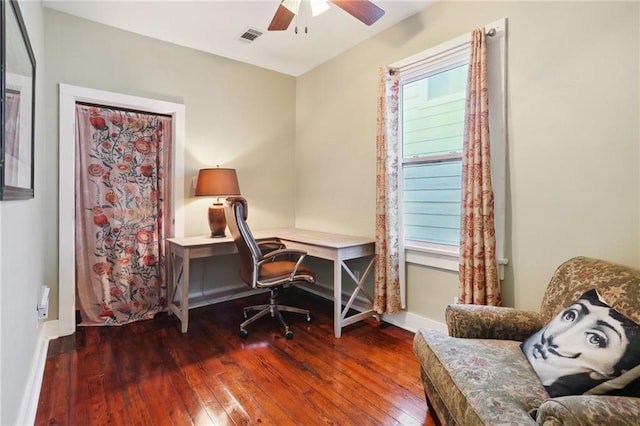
left=521, top=289, right=640, bottom=397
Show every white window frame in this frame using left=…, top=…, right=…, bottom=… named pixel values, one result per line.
left=391, top=19, right=508, bottom=302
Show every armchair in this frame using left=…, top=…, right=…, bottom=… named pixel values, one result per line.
left=224, top=196, right=316, bottom=339
left=413, top=256, right=640, bottom=425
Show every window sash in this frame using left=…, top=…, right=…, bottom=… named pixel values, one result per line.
left=400, top=61, right=467, bottom=248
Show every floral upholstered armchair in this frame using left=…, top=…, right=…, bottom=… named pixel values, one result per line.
left=413, top=257, right=640, bottom=425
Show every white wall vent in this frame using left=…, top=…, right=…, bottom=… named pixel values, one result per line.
left=238, top=27, right=263, bottom=43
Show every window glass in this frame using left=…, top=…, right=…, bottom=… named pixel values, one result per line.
left=403, top=160, right=462, bottom=245
left=401, top=64, right=468, bottom=246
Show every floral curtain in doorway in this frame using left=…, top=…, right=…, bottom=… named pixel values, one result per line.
left=75, top=104, right=173, bottom=325
left=374, top=67, right=402, bottom=314
left=458, top=29, right=501, bottom=306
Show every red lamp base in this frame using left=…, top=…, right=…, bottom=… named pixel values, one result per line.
left=207, top=203, right=227, bottom=238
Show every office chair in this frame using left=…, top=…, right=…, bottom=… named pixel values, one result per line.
left=224, top=196, right=316, bottom=339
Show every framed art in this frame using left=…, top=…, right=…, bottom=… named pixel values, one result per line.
left=1, top=0, right=35, bottom=200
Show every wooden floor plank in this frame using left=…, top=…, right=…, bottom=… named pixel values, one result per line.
left=163, top=329, right=226, bottom=425
left=296, top=322, right=429, bottom=423
left=111, top=334, right=159, bottom=426
left=277, top=332, right=411, bottom=425
left=99, top=342, right=132, bottom=426
left=226, top=344, right=344, bottom=425
left=36, top=349, right=71, bottom=426
left=36, top=289, right=437, bottom=426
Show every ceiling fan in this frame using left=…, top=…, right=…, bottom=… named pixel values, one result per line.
left=268, top=0, right=385, bottom=31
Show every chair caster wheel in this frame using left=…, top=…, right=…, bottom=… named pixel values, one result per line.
left=285, top=330, right=294, bottom=340
left=239, top=329, right=248, bottom=338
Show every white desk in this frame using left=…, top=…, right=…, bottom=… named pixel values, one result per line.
left=166, top=228, right=377, bottom=337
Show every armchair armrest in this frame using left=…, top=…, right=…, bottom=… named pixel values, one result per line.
left=446, top=304, right=545, bottom=341
left=535, top=395, right=640, bottom=425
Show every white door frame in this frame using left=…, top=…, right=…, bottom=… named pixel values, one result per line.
left=58, top=84, right=185, bottom=336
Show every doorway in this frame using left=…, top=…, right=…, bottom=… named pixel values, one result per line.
left=58, top=84, right=185, bottom=336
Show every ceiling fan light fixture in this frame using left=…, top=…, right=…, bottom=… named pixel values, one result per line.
left=268, top=0, right=385, bottom=32
left=282, top=0, right=330, bottom=17
left=309, top=0, right=330, bottom=17
left=282, top=0, right=301, bottom=15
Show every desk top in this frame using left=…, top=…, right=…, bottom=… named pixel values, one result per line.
left=266, top=228, right=373, bottom=249
left=166, top=235, right=233, bottom=247
left=167, top=228, right=374, bottom=249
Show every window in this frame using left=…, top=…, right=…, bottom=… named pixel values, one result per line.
left=402, top=64, right=467, bottom=246
left=392, top=19, right=507, bottom=273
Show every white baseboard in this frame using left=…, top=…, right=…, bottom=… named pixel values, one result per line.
left=305, top=281, right=447, bottom=334
left=381, top=310, right=447, bottom=334
left=17, top=320, right=60, bottom=426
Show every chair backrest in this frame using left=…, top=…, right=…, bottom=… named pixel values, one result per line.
left=224, top=196, right=262, bottom=286
left=540, top=256, right=640, bottom=324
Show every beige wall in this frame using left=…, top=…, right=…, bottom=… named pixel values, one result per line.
left=1, top=2, right=47, bottom=423
left=6, top=2, right=633, bottom=423
left=296, top=1, right=640, bottom=322
left=44, top=9, right=297, bottom=317
left=41, top=2, right=640, bottom=324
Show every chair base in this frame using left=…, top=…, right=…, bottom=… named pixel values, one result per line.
left=240, top=287, right=311, bottom=339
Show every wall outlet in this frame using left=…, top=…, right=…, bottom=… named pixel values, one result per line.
left=38, top=307, right=48, bottom=320
left=38, top=285, right=50, bottom=320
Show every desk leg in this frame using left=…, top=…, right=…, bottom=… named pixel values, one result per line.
left=167, top=247, right=190, bottom=333
left=333, top=259, right=342, bottom=338
left=334, top=255, right=378, bottom=338
left=167, top=249, right=175, bottom=315
left=180, top=247, right=190, bottom=333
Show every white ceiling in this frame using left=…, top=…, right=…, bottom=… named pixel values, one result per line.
left=42, top=0, right=433, bottom=76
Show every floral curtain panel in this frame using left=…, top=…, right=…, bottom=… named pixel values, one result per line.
left=374, top=67, right=402, bottom=314
left=75, top=104, right=173, bottom=325
left=458, top=29, right=501, bottom=306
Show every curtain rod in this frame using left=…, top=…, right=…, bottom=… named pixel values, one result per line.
left=388, top=27, right=496, bottom=75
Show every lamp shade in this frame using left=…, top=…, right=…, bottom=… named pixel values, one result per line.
left=195, top=168, right=241, bottom=196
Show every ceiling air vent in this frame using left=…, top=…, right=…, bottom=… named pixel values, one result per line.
left=238, top=27, right=263, bottom=43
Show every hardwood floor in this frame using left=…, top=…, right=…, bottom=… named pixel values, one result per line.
left=35, top=289, right=437, bottom=425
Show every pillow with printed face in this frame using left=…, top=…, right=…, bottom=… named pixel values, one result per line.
left=521, top=289, right=640, bottom=398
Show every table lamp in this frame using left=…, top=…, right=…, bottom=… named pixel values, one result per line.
left=195, top=167, right=241, bottom=237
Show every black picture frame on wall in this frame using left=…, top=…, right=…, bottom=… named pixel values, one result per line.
left=1, top=0, right=36, bottom=200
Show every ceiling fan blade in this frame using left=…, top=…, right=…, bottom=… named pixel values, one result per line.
left=331, top=0, right=385, bottom=26
left=268, top=3, right=296, bottom=31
